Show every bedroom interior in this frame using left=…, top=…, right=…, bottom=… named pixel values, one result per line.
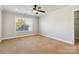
left=0, top=5, right=79, bottom=53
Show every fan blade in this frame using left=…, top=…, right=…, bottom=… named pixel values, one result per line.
left=37, top=10, right=45, bottom=13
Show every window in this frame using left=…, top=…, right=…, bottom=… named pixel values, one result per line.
left=16, top=17, right=30, bottom=32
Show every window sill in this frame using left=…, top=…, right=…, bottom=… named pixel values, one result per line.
left=16, top=31, right=30, bottom=33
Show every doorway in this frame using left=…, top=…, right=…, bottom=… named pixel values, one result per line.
left=74, top=11, right=79, bottom=44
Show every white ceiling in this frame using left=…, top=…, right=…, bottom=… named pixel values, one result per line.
left=1, top=5, right=68, bottom=16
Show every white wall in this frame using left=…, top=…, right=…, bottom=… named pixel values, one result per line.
left=39, top=6, right=79, bottom=44
left=2, top=10, right=39, bottom=38
left=0, top=6, right=2, bottom=38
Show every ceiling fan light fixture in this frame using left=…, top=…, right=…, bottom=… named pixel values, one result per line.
left=32, top=9, right=38, bottom=13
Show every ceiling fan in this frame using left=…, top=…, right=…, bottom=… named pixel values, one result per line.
left=32, top=5, right=46, bottom=14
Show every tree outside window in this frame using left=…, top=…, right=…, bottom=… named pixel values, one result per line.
left=16, top=18, right=29, bottom=32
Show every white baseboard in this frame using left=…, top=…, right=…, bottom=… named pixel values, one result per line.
left=2, top=34, right=38, bottom=40
left=1, top=33, right=74, bottom=45
left=40, top=34, right=74, bottom=45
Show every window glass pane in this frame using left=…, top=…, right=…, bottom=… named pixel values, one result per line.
left=25, top=18, right=33, bottom=31
left=16, top=18, right=29, bottom=32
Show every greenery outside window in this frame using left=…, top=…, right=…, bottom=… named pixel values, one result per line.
left=16, top=18, right=29, bottom=32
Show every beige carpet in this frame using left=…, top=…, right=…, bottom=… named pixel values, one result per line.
left=0, top=35, right=79, bottom=54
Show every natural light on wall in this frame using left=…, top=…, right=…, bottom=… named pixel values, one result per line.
left=16, top=17, right=33, bottom=32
